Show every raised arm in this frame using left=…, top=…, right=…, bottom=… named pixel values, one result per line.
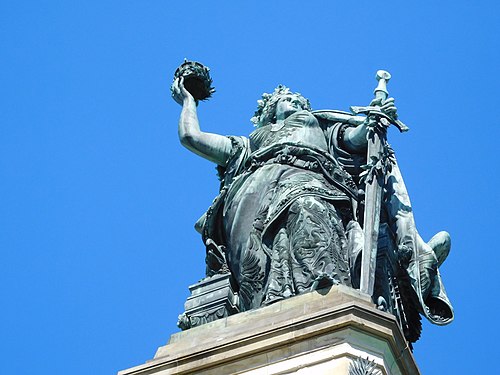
left=172, top=77, right=232, bottom=167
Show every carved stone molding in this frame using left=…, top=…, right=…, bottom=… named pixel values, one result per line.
left=119, top=286, right=420, bottom=375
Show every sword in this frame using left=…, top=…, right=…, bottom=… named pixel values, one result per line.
left=355, top=70, right=406, bottom=296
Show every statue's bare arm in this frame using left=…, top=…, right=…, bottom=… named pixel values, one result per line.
left=342, top=125, right=369, bottom=153
left=173, top=78, right=232, bottom=167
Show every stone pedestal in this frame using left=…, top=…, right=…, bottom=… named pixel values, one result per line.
left=119, top=286, right=420, bottom=375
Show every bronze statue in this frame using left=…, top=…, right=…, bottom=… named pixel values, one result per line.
left=171, top=61, right=453, bottom=344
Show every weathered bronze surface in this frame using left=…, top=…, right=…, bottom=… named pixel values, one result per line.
left=171, top=61, right=453, bottom=344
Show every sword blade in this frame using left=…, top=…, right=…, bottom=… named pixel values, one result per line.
left=359, top=71, right=390, bottom=296
left=360, top=133, right=384, bottom=295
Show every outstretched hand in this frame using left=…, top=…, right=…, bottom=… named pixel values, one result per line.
left=171, top=77, right=194, bottom=106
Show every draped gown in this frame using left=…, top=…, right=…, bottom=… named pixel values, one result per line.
left=202, top=110, right=359, bottom=310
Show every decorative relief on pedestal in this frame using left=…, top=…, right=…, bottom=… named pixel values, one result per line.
left=177, top=273, right=239, bottom=330
left=349, top=357, right=382, bottom=375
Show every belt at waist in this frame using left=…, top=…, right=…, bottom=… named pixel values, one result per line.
left=245, top=144, right=358, bottom=199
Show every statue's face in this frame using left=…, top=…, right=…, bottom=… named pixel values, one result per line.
left=275, top=94, right=305, bottom=121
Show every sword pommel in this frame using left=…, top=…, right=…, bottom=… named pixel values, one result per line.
left=374, top=70, right=391, bottom=99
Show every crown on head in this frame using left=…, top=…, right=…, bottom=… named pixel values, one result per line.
left=250, top=85, right=311, bottom=127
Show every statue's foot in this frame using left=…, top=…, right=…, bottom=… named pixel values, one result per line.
left=376, top=296, right=388, bottom=311
left=310, top=273, right=340, bottom=292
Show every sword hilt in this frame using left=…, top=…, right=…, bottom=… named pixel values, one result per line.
left=350, top=70, right=409, bottom=132
left=374, top=70, right=391, bottom=101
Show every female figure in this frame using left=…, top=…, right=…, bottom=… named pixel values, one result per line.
left=172, top=75, right=453, bottom=343
left=172, top=79, right=374, bottom=310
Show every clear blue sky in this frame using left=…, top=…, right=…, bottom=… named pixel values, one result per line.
left=1, top=2, right=498, bottom=374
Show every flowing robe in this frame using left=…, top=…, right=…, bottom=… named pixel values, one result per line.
left=195, top=109, right=453, bottom=341
left=202, top=110, right=359, bottom=310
